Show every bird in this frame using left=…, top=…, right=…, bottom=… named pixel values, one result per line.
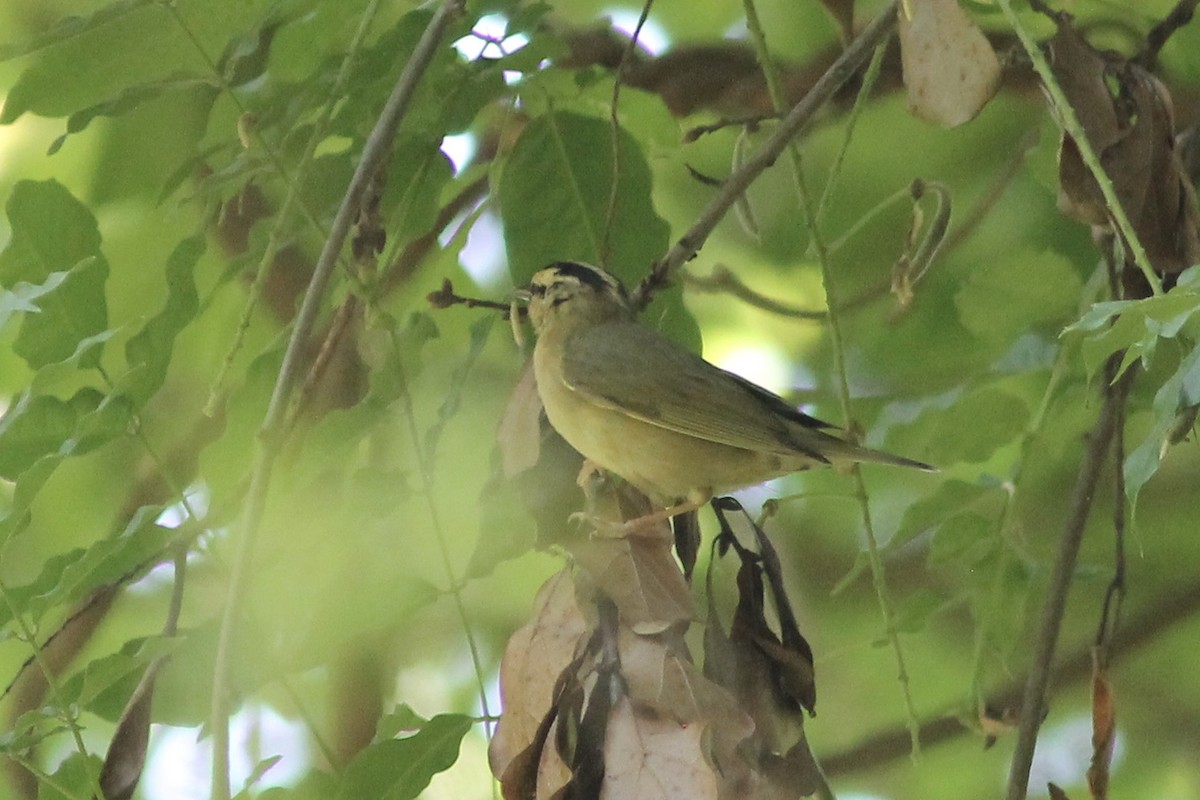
left=522, top=261, right=934, bottom=530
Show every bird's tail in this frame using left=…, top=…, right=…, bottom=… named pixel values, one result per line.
left=821, top=435, right=936, bottom=472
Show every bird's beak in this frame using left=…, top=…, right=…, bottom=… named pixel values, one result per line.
left=513, top=288, right=532, bottom=303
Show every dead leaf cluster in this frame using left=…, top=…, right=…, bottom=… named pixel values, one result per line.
left=489, top=489, right=825, bottom=799
left=1046, top=17, right=1200, bottom=292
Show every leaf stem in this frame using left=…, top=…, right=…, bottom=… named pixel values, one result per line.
left=742, top=0, right=920, bottom=757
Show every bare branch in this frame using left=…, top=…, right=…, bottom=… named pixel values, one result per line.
left=821, top=582, right=1200, bottom=775
left=632, top=0, right=900, bottom=308
left=1005, top=359, right=1133, bottom=800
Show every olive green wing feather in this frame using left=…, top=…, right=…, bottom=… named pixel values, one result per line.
left=559, top=321, right=834, bottom=461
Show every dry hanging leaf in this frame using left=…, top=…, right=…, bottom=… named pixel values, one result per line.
left=568, top=486, right=693, bottom=636
left=898, top=0, right=1001, bottom=126
left=1047, top=20, right=1200, bottom=282
left=1087, top=655, right=1116, bottom=800
left=602, top=695, right=719, bottom=800
left=497, top=362, right=544, bottom=478
left=98, top=661, right=161, bottom=800
left=570, top=535, right=694, bottom=635
left=617, top=629, right=755, bottom=769
left=490, top=570, right=591, bottom=786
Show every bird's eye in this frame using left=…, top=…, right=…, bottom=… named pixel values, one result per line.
left=529, top=283, right=547, bottom=296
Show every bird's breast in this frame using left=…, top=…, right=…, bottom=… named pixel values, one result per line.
left=532, top=340, right=808, bottom=502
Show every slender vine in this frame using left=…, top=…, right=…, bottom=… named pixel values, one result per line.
left=742, top=0, right=922, bottom=755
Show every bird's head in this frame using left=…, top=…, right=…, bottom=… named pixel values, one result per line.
left=523, top=261, right=632, bottom=335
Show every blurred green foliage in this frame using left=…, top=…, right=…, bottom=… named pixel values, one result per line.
left=0, top=1, right=1199, bottom=799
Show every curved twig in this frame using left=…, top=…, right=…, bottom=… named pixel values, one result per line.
left=633, top=0, right=900, bottom=308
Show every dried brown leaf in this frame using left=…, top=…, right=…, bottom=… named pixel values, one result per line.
left=99, top=661, right=161, bottom=800
left=1087, top=657, right=1116, bottom=800
left=602, top=696, right=719, bottom=800
left=1048, top=21, right=1200, bottom=279
left=570, top=535, right=693, bottom=635
left=537, top=715, right=574, bottom=800
left=618, top=629, right=755, bottom=769
left=1048, top=783, right=1073, bottom=800
left=491, top=571, right=591, bottom=785
left=898, top=0, right=1001, bottom=127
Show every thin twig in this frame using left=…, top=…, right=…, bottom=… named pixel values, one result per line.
left=682, top=265, right=828, bottom=319
left=633, top=0, right=900, bottom=308
left=208, top=3, right=466, bottom=798
left=204, top=0, right=386, bottom=415
left=743, top=0, right=920, bottom=755
left=1141, top=0, right=1200, bottom=69
left=427, top=277, right=516, bottom=314
left=0, top=578, right=107, bottom=800
left=601, top=0, right=653, bottom=268
left=1004, top=356, right=1132, bottom=800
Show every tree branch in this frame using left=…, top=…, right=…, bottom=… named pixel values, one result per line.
left=821, top=580, right=1200, bottom=775
left=208, top=3, right=466, bottom=798
left=1005, top=361, right=1132, bottom=800
left=632, top=0, right=900, bottom=307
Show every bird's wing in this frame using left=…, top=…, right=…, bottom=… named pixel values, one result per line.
left=559, top=321, right=835, bottom=461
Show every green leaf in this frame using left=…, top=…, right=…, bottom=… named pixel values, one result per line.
left=908, top=388, right=1029, bottom=466
left=13, top=255, right=110, bottom=369
left=0, top=180, right=101, bottom=286
left=48, top=73, right=214, bottom=155
left=1125, top=341, right=1200, bottom=508
left=893, top=587, right=949, bottom=634
left=0, top=0, right=156, bottom=62
left=1063, top=279, right=1200, bottom=380
left=383, top=137, right=455, bottom=241
left=31, top=510, right=173, bottom=621
left=0, top=707, right=70, bottom=753
left=335, top=714, right=473, bottom=800
left=425, top=315, right=494, bottom=467
left=0, top=0, right=273, bottom=122
left=0, top=392, right=77, bottom=479
left=498, top=111, right=670, bottom=282
left=115, top=236, right=203, bottom=405
left=0, top=389, right=133, bottom=480
left=34, top=753, right=103, bottom=800
left=928, top=512, right=997, bottom=567
left=233, top=756, right=285, bottom=799
left=954, top=248, right=1082, bottom=342
left=0, top=180, right=110, bottom=369
left=0, top=454, right=64, bottom=542
left=0, top=271, right=68, bottom=330
left=887, top=479, right=1005, bottom=553
left=376, top=704, right=429, bottom=741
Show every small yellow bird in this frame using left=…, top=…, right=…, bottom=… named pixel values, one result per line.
left=524, top=261, right=933, bottom=527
